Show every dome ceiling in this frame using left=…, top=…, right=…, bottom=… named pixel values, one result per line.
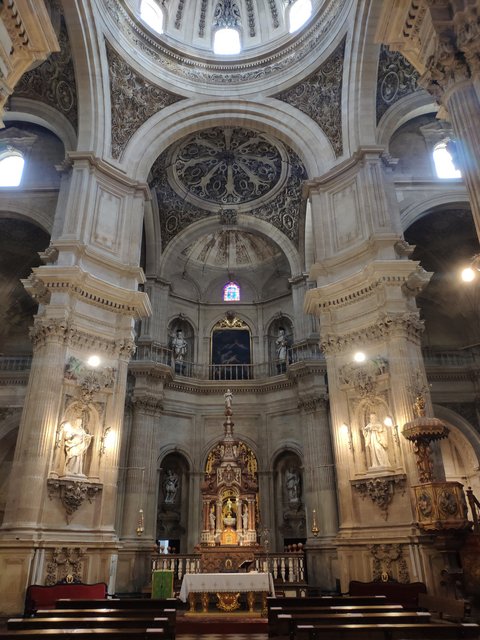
left=181, top=229, right=283, bottom=269
left=150, top=125, right=307, bottom=248
left=108, top=0, right=350, bottom=90
left=169, top=128, right=287, bottom=206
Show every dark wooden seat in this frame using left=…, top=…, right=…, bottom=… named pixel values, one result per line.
left=35, top=607, right=176, bottom=622
left=348, top=580, right=427, bottom=610
left=294, top=621, right=480, bottom=640
left=268, top=604, right=404, bottom=636
left=8, top=616, right=171, bottom=631
left=0, top=629, right=164, bottom=640
left=55, top=597, right=177, bottom=610
left=275, top=611, right=431, bottom=639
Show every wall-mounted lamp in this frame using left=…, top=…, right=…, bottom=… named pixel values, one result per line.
left=340, top=422, right=353, bottom=451
left=311, top=509, right=319, bottom=537
left=461, top=254, right=480, bottom=282
left=136, top=508, right=145, bottom=536
left=384, top=416, right=399, bottom=446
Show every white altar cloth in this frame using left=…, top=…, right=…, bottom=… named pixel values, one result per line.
left=179, top=572, right=275, bottom=602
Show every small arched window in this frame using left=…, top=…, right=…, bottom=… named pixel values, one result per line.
left=288, top=0, right=312, bottom=33
left=0, top=148, right=25, bottom=187
left=223, top=281, right=240, bottom=301
left=140, top=0, right=164, bottom=34
left=213, top=28, right=241, bottom=55
left=433, top=141, right=461, bottom=179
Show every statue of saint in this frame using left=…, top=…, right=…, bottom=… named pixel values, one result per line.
left=63, top=418, right=93, bottom=476
left=285, top=467, right=300, bottom=503
left=242, top=504, right=248, bottom=530
left=171, top=329, right=188, bottom=361
left=209, top=506, right=216, bottom=530
left=224, top=388, right=233, bottom=410
left=363, top=412, right=391, bottom=468
left=276, top=328, right=288, bottom=362
left=164, top=469, right=179, bottom=503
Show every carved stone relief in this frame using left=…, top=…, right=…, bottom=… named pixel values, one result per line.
left=13, top=18, right=78, bottom=131
left=352, top=475, right=406, bottom=520
left=368, top=543, right=410, bottom=583
left=106, top=42, right=185, bottom=159
left=274, top=37, right=345, bottom=157
left=376, top=45, right=420, bottom=124
left=150, top=130, right=306, bottom=247
left=45, top=547, right=86, bottom=585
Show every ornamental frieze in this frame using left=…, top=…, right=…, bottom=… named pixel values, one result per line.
left=106, top=42, right=185, bottom=159
left=320, top=313, right=424, bottom=354
left=274, top=37, right=345, bottom=157
left=376, top=45, right=420, bottom=124
left=14, top=18, right=78, bottom=131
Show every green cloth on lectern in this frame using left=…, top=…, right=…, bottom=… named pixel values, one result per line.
left=152, top=570, right=174, bottom=599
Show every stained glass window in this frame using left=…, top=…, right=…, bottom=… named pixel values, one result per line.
left=223, top=282, right=240, bottom=301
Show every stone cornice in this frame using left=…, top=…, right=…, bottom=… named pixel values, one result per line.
left=63, top=152, right=150, bottom=199
left=22, top=265, right=152, bottom=319
left=320, top=312, right=424, bottom=354
left=132, top=395, right=164, bottom=415
left=304, top=261, right=431, bottom=315
left=302, top=146, right=386, bottom=197
left=29, top=318, right=136, bottom=359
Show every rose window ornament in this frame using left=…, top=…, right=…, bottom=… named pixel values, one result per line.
left=170, top=127, right=286, bottom=206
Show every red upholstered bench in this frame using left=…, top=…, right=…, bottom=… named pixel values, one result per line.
left=25, top=581, right=108, bottom=615
left=348, top=580, right=427, bottom=609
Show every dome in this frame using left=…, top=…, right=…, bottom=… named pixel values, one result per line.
left=106, top=0, right=350, bottom=91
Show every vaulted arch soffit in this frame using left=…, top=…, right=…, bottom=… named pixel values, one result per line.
left=401, top=195, right=471, bottom=233
left=156, top=214, right=303, bottom=282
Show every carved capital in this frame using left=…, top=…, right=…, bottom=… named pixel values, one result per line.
left=352, top=474, right=406, bottom=519
left=47, top=478, right=102, bottom=523
left=29, top=318, right=71, bottom=349
left=321, top=313, right=424, bottom=355
left=297, top=395, right=328, bottom=413
left=133, top=395, right=163, bottom=416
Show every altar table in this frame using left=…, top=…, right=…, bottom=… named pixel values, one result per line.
left=179, top=572, right=275, bottom=614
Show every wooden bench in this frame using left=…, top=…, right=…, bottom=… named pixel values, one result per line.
left=267, top=596, right=389, bottom=631
left=275, top=611, right=432, bottom=639
left=418, top=592, right=470, bottom=622
left=55, top=597, right=177, bottom=610
left=24, top=582, right=108, bottom=616
left=0, top=630, right=164, bottom=640
left=348, top=580, right=427, bottom=610
left=268, top=604, right=404, bottom=636
left=294, top=621, right=480, bottom=640
left=8, top=616, right=172, bottom=630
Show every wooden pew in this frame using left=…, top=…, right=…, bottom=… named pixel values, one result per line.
left=7, top=616, right=172, bottom=633
left=267, top=596, right=390, bottom=631
left=348, top=580, right=427, bottom=610
left=268, top=604, right=404, bottom=636
left=275, top=611, right=431, bottom=639
left=55, top=597, right=177, bottom=610
left=32, top=607, right=177, bottom=637
left=24, top=582, right=108, bottom=616
left=294, top=621, right=480, bottom=640
left=0, top=629, right=165, bottom=640
left=418, top=592, right=469, bottom=621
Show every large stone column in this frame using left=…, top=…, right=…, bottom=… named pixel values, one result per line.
left=377, top=1, right=480, bottom=239
left=299, top=393, right=338, bottom=590
left=304, top=148, right=442, bottom=590
left=0, top=153, right=151, bottom=615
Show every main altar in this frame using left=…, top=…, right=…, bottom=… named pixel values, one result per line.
left=198, top=389, right=261, bottom=573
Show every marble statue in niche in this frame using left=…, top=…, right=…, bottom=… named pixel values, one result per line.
left=363, top=412, right=391, bottom=469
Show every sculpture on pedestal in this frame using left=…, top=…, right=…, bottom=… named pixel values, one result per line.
left=62, top=418, right=93, bottom=476
left=363, top=412, right=391, bottom=469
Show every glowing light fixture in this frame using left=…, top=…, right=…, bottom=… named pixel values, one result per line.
left=87, top=355, right=101, bottom=367
left=353, top=351, right=366, bottom=363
